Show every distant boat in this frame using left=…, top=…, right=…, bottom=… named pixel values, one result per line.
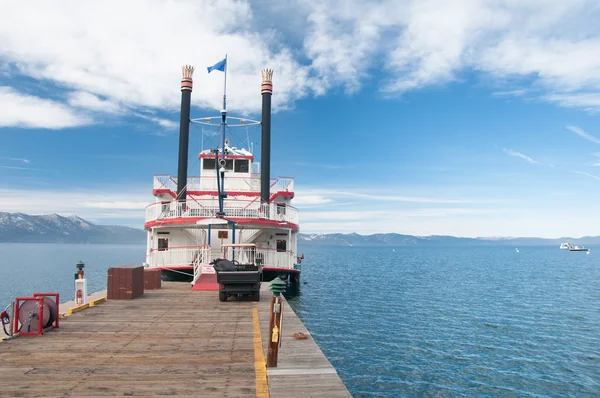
left=560, top=242, right=589, bottom=252
left=515, top=248, right=519, bottom=253
left=570, top=245, right=589, bottom=252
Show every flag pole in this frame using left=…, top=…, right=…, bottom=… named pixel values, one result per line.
left=223, top=54, right=228, bottom=112
left=218, top=54, right=228, bottom=216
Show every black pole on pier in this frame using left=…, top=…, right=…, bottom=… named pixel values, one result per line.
left=177, top=65, right=195, bottom=202
left=260, top=69, right=273, bottom=203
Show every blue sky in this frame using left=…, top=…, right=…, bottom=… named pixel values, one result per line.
left=2, top=0, right=600, bottom=238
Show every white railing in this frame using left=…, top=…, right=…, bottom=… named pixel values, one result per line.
left=147, top=245, right=211, bottom=268
left=256, top=249, right=294, bottom=270
left=222, top=246, right=258, bottom=264
left=220, top=246, right=295, bottom=270
left=271, top=177, right=294, bottom=194
left=145, top=200, right=299, bottom=225
left=153, top=175, right=176, bottom=192
left=153, top=174, right=294, bottom=196
left=186, top=176, right=261, bottom=192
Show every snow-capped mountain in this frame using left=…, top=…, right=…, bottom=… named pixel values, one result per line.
left=0, top=213, right=144, bottom=243
left=298, top=232, right=600, bottom=247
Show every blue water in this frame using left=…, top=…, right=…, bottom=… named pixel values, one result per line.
left=0, top=243, right=145, bottom=306
left=288, top=246, right=600, bottom=397
left=1, top=244, right=599, bottom=396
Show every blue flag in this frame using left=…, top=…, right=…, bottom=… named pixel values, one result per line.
left=207, top=58, right=226, bottom=73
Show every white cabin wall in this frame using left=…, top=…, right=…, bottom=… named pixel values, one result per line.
left=145, top=230, right=152, bottom=265
left=154, top=194, right=172, bottom=202
left=149, top=228, right=207, bottom=250
left=291, top=230, right=297, bottom=257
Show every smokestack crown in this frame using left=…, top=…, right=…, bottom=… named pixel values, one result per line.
left=261, top=69, right=273, bottom=94
left=181, top=65, right=195, bottom=91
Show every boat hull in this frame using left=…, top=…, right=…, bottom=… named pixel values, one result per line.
left=569, top=248, right=589, bottom=252
left=159, top=266, right=193, bottom=282
left=153, top=266, right=301, bottom=284
left=262, top=267, right=301, bottom=285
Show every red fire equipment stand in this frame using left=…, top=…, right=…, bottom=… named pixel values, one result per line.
left=13, top=292, right=59, bottom=336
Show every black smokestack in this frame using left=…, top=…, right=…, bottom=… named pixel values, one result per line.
left=177, top=65, right=195, bottom=201
left=260, top=69, right=273, bottom=203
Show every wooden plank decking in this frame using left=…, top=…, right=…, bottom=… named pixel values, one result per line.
left=0, top=282, right=350, bottom=397
left=258, top=292, right=351, bottom=398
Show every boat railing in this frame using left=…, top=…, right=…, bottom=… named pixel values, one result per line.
left=146, top=245, right=293, bottom=272
left=255, top=248, right=295, bottom=270
left=148, top=245, right=211, bottom=269
left=145, top=200, right=299, bottom=225
left=153, top=174, right=177, bottom=192
left=153, top=174, right=293, bottom=195
left=270, top=176, right=294, bottom=193
left=220, top=246, right=294, bottom=269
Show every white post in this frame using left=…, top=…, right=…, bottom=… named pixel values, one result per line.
left=145, top=228, right=153, bottom=265
left=288, top=228, right=292, bottom=269
left=75, top=279, right=88, bottom=305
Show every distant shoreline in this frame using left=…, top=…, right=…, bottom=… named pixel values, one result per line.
left=0, top=241, right=146, bottom=245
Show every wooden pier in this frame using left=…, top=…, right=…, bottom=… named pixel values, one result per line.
left=0, top=282, right=350, bottom=397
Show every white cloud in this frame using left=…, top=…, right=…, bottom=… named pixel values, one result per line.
left=0, top=165, right=40, bottom=170
left=0, top=188, right=150, bottom=223
left=0, top=0, right=312, bottom=117
left=0, top=87, right=90, bottom=129
left=134, top=113, right=178, bottom=130
left=504, top=149, right=539, bottom=164
left=545, top=93, right=600, bottom=112
left=492, top=89, right=527, bottom=97
left=0, top=157, right=29, bottom=163
left=302, top=0, right=600, bottom=111
left=316, top=190, right=485, bottom=204
left=566, top=125, right=600, bottom=145
left=68, top=91, right=121, bottom=114
left=0, top=0, right=599, bottom=129
left=293, top=195, right=333, bottom=205
left=81, top=201, right=149, bottom=210
left=572, top=170, right=600, bottom=182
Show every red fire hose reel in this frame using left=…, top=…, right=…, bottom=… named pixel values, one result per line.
left=12, top=293, right=60, bottom=337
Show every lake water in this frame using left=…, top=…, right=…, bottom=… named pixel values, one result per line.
left=1, top=244, right=599, bottom=396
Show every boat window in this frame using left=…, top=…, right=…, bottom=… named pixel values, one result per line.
left=204, top=158, right=234, bottom=170
left=276, top=239, right=287, bottom=252
left=158, top=238, right=169, bottom=251
left=235, top=159, right=249, bottom=173
left=203, top=158, right=216, bottom=170
left=276, top=204, right=286, bottom=215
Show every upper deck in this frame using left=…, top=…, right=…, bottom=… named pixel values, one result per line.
left=152, top=174, right=294, bottom=201
left=144, top=199, right=299, bottom=230
left=147, top=143, right=298, bottom=230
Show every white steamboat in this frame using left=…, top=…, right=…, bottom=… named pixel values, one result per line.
left=143, top=65, right=301, bottom=290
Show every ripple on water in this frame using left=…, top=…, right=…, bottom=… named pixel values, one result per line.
left=289, top=245, right=600, bottom=397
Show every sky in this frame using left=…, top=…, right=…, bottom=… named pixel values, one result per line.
left=2, top=0, right=600, bottom=238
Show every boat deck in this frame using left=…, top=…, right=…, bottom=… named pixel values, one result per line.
left=0, top=282, right=350, bottom=397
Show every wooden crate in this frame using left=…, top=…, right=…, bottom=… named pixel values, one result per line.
left=144, top=268, right=162, bottom=290
left=107, top=266, right=144, bottom=300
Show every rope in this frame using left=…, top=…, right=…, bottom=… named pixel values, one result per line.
left=152, top=266, right=195, bottom=277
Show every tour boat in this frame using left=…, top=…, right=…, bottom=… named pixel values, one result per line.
left=143, top=64, right=301, bottom=290
left=560, top=242, right=589, bottom=252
